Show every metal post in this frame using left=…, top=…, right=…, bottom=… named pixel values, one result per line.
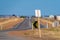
left=38, top=17, right=41, bottom=37
left=29, top=17, right=32, bottom=29
left=1, top=25, right=2, bottom=30
left=32, top=23, right=33, bottom=30
left=46, top=23, right=48, bottom=28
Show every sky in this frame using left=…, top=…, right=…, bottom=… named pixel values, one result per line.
left=0, top=0, right=60, bottom=16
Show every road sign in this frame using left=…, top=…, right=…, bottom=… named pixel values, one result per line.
left=33, top=21, right=38, bottom=28
left=35, top=9, right=41, bottom=37
left=35, top=10, right=41, bottom=17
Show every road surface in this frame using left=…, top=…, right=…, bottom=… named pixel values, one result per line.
left=8, top=18, right=32, bottom=31
left=0, top=31, right=33, bottom=40
left=0, top=18, right=33, bottom=40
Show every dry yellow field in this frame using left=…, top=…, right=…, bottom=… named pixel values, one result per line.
left=0, top=18, right=24, bottom=30
left=0, top=18, right=60, bottom=40
left=8, top=27, right=60, bottom=40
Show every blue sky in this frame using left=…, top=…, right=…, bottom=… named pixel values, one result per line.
left=0, top=0, right=60, bottom=16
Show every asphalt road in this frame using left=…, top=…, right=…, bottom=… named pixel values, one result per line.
left=0, top=18, right=33, bottom=40
left=0, top=31, right=32, bottom=40
left=0, top=32, right=18, bottom=40
left=10, top=18, right=32, bottom=31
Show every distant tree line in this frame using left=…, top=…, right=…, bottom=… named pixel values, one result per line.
left=12, top=14, right=43, bottom=18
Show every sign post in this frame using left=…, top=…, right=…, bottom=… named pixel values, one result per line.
left=35, top=10, right=41, bottom=37
left=32, top=23, right=33, bottom=30
left=0, top=25, right=2, bottom=31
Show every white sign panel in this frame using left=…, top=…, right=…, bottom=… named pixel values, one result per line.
left=35, top=10, right=41, bottom=17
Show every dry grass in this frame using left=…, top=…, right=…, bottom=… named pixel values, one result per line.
left=8, top=27, right=60, bottom=40
left=0, top=18, right=24, bottom=30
